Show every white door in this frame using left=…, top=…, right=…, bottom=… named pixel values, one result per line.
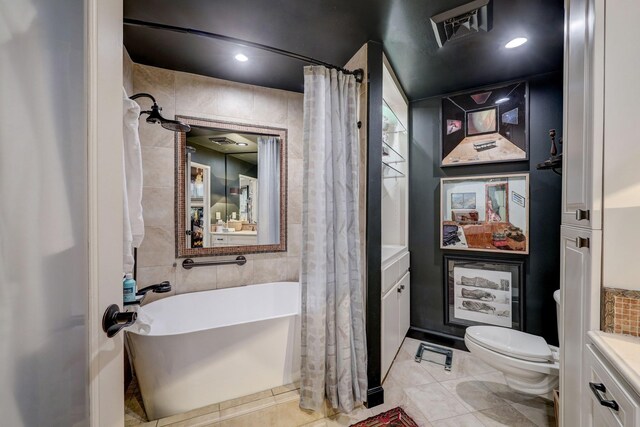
left=0, top=0, right=124, bottom=425
left=381, top=283, right=400, bottom=377
left=559, top=225, right=602, bottom=427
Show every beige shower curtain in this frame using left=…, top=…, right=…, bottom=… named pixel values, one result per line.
left=299, top=65, right=367, bottom=413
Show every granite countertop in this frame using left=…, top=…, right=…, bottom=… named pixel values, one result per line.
left=588, top=330, right=640, bottom=396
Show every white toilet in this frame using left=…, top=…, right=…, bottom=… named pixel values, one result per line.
left=464, top=290, right=561, bottom=399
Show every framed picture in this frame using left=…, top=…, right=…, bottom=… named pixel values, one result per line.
left=440, top=174, right=529, bottom=254
left=444, top=255, right=524, bottom=330
left=441, top=81, right=528, bottom=167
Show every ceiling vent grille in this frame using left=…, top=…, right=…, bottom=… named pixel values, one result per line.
left=209, top=137, right=236, bottom=145
left=430, top=0, right=493, bottom=48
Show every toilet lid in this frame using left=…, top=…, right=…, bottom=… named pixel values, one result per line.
left=466, top=326, right=553, bottom=362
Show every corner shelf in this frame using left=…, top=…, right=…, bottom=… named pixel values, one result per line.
left=382, top=100, right=407, bottom=134
left=383, top=141, right=405, bottom=164
left=383, top=162, right=405, bottom=179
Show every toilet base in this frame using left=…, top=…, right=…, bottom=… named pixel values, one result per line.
left=465, top=334, right=559, bottom=398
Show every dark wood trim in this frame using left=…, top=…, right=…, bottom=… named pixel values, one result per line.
left=406, top=327, right=469, bottom=352
left=365, top=40, right=384, bottom=408
left=365, top=386, right=385, bottom=409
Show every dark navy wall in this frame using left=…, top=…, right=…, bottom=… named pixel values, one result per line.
left=408, top=72, right=563, bottom=345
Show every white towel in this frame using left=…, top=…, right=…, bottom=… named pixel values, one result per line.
left=123, top=88, right=145, bottom=273
left=125, top=308, right=154, bottom=335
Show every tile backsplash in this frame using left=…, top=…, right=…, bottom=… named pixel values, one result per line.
left=602, top=287, right=640, bottom=337
left=129, top=60, right=304, bottom=301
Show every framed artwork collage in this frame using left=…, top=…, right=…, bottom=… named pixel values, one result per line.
left=440, top=81, right=529, bottom=330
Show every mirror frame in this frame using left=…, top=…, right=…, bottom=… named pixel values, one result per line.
left=175, top=116, right=288, bottom=257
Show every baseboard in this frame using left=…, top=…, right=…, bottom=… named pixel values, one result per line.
left=365, top=386, right=384, bottom=408
left=406, top=327, right=469, bottom=352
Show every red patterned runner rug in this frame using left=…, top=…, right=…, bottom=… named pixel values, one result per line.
left=350, top=407, right=419, bottom=427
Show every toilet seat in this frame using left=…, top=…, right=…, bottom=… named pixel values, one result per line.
left=465, top=326, right=553, bottom=362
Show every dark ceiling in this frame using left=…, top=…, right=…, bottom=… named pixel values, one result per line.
left=123, top=0, right=564, bottom=100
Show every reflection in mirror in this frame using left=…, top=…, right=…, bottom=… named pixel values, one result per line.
left=177, top=117, right=287, bottom=256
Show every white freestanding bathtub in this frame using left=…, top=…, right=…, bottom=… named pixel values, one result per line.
left=127, top=281, right=301, bottom=420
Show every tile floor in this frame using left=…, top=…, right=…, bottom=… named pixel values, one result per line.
left=126, top=337, right=556, bottom=427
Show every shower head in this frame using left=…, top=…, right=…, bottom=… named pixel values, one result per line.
left=130, top=92, right=191, bottom=133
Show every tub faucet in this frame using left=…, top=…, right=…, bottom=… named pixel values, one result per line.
left=124, top=281, right=172, bottom=306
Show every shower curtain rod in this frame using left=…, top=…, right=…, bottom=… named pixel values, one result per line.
left=124, top=19, right=364, bottom=83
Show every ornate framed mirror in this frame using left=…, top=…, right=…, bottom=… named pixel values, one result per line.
left=175, top=116, right=287, bottom=257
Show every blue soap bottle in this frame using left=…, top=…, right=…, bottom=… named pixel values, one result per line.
left=123, top=273, right=137, bottom=303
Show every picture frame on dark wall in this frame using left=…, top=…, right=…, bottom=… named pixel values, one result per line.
left=441, top=174, right=529, bottom=254
left=444, top=255, right=524, bottom=330
left=440, top=81, right=529, bottom=167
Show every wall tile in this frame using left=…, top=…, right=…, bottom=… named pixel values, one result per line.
left=602, top=287, right=640, bottom=336
left=213, top=81, right=254, bottom=121
left=216, top=260, right=256, bottom=288
left=141, top=146, right=175, bottom=189
left=137, top=226, right=175, bottom=268
left=175, top=72, right=221, bottom=117
left=252, top=257, right=289, bottom=283
left=135, top=64, right=303, bottom=294
left=175, top=265, right=217, bottom=294
left=254, top=86, right=288, bottom=125
left=142, top=187, right=175, bottom=229
left=133, top=64, right=176, bottom=117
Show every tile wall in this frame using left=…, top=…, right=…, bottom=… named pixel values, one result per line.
left=125, top=52, right=304, bottom=299
left=602, top=287, right=640, bottom=337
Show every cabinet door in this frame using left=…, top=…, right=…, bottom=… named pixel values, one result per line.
left=381, top=283, right=400, bottom=377
left=560, top=226, right=602, bottom=426
left=562, top=0, right=604, bottom=229
left=398, top=272, right=410, bottom=339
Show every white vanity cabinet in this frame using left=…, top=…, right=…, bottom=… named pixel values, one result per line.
left=585, top=338, right=640, bottom=427
left=381, top=269, right=410, bottom=378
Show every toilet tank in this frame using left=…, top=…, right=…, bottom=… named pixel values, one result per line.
left=554, top=290, right=561, bottom=345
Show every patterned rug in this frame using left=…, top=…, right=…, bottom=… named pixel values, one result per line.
left=350, top=407, right=419, bottom=427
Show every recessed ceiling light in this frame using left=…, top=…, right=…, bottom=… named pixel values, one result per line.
left=235, top=53, right=248, bottom=62
left=505, top=37, right=527, bottom=49
left=495, top=97, right=510, bottom=104
left=236, top=142, right=249, bottom=146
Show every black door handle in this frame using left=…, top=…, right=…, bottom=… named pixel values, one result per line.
left=589, top=382, right=619, bottom=411
left=102, top=304, right=137, bottom=338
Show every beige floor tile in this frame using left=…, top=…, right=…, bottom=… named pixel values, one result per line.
left=273, top=389, right=301, bottom=404
left=271, top=382, right=300, bottom=396
left=157, top=403, right=221, bottom=426
left=474, top=405, right=537, bottom=426
left=325, top=406, right=373, bottom=426
left=162, top=411, right=220, bottom=427
left=219, top=396, right=277, bottom=420
left=218, top=405, right=278, bottom=427
left=219, top=389, right=273, bottom=410
left=439, top=377, right=506, bottom=412
left=472, top=372, right=536, bottom=404
left=387, top=359, right=437, bottom=388
left=271, top=399, right=325, bottom=427
left=510, top=397, right=556, bottom=426
left=127, top=420, right=157, bottom=427
left=405, top=382, right=470, bottom=422
left=431, top=413, right=485, bottom=427
left=399, top=401, right=434, bottom=427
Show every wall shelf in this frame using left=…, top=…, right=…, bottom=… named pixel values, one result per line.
left=383, top=162, right=405, bottom=179
left=382, top=100, right=407, bottom=134
left=382, top=141, right=405, bottom=164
